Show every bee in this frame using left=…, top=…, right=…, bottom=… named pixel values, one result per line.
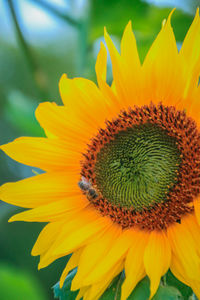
left=78, top=176, right=98, bottom=200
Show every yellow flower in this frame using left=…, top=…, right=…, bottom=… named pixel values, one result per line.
left=1, top=9, right=200, bottom=300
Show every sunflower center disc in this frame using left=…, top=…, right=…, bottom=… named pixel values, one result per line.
left=94, top=123, right=181, bottom=211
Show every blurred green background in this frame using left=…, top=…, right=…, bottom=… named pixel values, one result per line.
left=0, top=0, right=199, bottom=299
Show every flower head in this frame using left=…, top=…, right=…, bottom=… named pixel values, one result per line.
left=1, top=9, right=200, bottom=300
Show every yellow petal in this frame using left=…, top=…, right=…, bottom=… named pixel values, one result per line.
left=82, top=261, right=123, bottom=300
left=9, top=195, right=87, bottom=223
left=71, top=223, right=121, bottom=290
left=82, top=228, right=136, bottom=285
left=0, top=137, right=80, bottom=172
left=35, top=102, right=92, bottom=146
left=37, top=208, right=107, bottom=269
left=120, top=21, right=142, bottom=106
left=95, top=42, right=107, bottom=84
left=121, top=229, right=148, bottom=300
left=183, top=213, right=200, bottom=257
left=170, top=252, right=200, bottom=299
left=95, top=42, right=120, bottom=114
left=167, top=214, right=200, bottom=281
left=75, top=287, right=89, bottom=300
left=36, top=209, right=92, bottom=263
left=194, top=196, right=200, bottom=226
left=121, top=21, right=140, bottom=70
left=142, top=9, right=182, bottom=107
left=32, top=221, right=64, bottom=256
left=187, top=86, right=200, bottom=126
left=104, top=28, right=130, bottom=107
left=0, top=172, right=80, bottom=208
left=59, top=75, right=113, bottom=128
left=144, top=230, right=171, bottom=299
left=179, top=8, right=200, bottom=98
left=170, top=253, right=191, bottom=286
left=52, top=212, right=112, bottom=257
left=60, top=248, right=83, bottom=288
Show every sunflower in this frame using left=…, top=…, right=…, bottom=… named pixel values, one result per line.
left=1, top=8, right=200, bottom=300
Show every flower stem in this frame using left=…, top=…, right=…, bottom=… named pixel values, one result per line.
left=6, top=0, right=49, bottom=99
left=29, top=0, right=81, bottom=28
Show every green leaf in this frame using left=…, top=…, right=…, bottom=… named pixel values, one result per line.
left=166, top=270, right=193, bottom=300
left=127, top=276, right=183, bottom=300
left=153, top=285, right=183, bottom=300
left=0, top=263, right=47, bottom=300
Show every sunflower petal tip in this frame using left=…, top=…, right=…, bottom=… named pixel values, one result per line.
left=38, top=261, right=45, bottom=270
left=59, top=74, right=68, bottom=87
left=31, top=243, right=40, bottom=256
left=0, top=141, right=15, bottom=154
left=195, top=6, right=199, bottom=16
left=104, top=26, right=108, bottom=37
left=124, top=20, right=133, bottom=35
left=0, top=144, right=5, bottom=154
left=8, top=216, right=15, bottom=223
left=104, top=27, right=112, bottom=43
left=35, top=101, right=51, bottom=116
left=170, top=7, right=176, bottom=14
left=149, top=288, right=157, bottom=300
left=59, top=280, right=64, bottom=289
left=61, top=73, right=67, bottom=79
left=166, top=8, right=176, bottom=26
left=162, top=19, right=166, bottom=28
left=127, top=20, right=132, bottom=28
left=99, top=41, right=106, bottom=51
left=31, top=249, right=37, bottom=257
left=1, top=140, right=23, bottom=159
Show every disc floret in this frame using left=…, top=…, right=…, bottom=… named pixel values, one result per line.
left=80, top=103, right=200, bottom=230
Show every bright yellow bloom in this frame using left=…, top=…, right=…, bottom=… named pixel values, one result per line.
left=1, top=9, right=200, bottom=300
